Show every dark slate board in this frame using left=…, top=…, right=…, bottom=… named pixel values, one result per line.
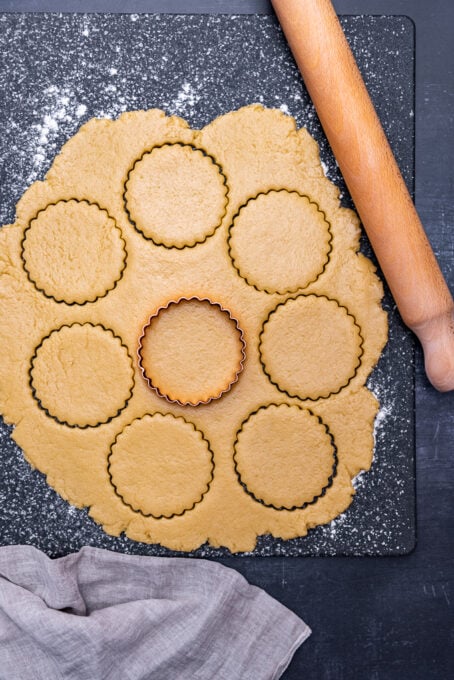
left=0, top=13, right=415, bottom=556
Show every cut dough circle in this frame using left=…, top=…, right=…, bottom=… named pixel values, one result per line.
left=234, top=404, right=337, bottom=510
left=107, top=413, right=214, bottom=518
left=260, top=294, right=363, bottom=400
left=21, top=199, right=127, bottom=304
left=228, top=190, right=332, bottom=294
left=124, top=143, right=228, bottom=248
left=30, top=323, right=134, bottom=428
left=138, top=297, right=245, bottom=406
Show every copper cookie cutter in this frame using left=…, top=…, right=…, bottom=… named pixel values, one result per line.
left=137, top=296, right=246, bottom=406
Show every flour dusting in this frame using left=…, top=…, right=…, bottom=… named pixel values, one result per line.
left=24, top=86, right=87, bottom=186
left=169, top=82, right=201, bottom=116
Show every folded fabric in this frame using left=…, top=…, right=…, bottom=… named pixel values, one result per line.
left=0, top=545, right=310, bottom=679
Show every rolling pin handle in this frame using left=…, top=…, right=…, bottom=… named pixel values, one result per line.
left=414, top=311, right=454, bottom=392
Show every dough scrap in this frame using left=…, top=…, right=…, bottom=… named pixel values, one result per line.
left=0, top=105, right=388, bottom=552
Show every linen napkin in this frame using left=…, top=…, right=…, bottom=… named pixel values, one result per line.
left=0, top=545, right=310, bottom=679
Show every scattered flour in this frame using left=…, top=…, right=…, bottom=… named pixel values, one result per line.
left=24, top=86, right=127, bottom=187
left=27, top=86, right=76, bottom=184
left=373, top=403, right=393, bottom=432
left=75, top=104, right=87, bottom=117
left=325, top=511, right=348, bottom=538
left=352, top=470, right=367, bottom=490
left=169, top=82, right=200, bottom=116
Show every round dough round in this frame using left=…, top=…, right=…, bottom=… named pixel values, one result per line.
left=139, top=297, right=245, bottom=405
left=260, top=294, right=363, bottom=400
left=30, top=323, right=134, bottom=427
left=107, top=413, right=214, bottom=518
left=124, top=143, right=228, bottom=248
left=22, top=199, right=126, bottom=304
left=228, top=190, right=332, bottom=293
left=234, top=404, right=337, bottom=510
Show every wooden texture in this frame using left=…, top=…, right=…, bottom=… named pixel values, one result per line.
left=272, top=0, right=454, bottom=392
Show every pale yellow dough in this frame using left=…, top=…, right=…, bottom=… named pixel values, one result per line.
left=0, top=105, right=387, bottom=552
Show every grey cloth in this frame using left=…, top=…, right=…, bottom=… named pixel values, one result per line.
left=0, top=545, right=310, bottom=679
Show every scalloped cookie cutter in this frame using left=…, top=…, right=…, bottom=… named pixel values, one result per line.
left=138, top=296, right=246, bottom=406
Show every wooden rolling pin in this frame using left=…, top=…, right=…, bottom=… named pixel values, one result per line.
left=271, top=0, right=454, bottom=392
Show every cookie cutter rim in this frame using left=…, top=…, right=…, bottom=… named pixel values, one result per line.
left=137, top=295, right=246, bottom=407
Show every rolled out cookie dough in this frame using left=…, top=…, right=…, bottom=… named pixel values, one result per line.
left=0, top=105, right=387, bottom=553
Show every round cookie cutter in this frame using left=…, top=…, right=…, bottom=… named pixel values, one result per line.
left=138, top=296, right=246, bottom=406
